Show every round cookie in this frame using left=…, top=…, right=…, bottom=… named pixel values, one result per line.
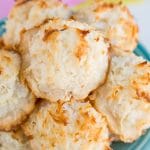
left=0, top=49, right=35, bottom=131
left=74, top=2, right=138, bottom=55
left=3, top=0, right=72, bottom=49
left=22, top=100, right=111, bottom=150
left=94, top=54, right=150, bottom=142
left=20, top=19, right=109, bottom=102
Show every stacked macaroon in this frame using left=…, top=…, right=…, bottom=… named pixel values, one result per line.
left=0, top=0, right=149, bottom=149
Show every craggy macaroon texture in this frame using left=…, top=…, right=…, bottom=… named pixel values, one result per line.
left=0, top=129, right=31, bottom=150
left=74, top=2, right=138, bottom=56
left=0, top=49, right=35, bottom=131
left=94, top=54, right=150, bottom=142
left=20, top=19, right=109, bottom=102
left=22, top=100, right=111, bottom=150
left=0, top=38, right=4, bottom=48
left=3, top=0, right=72, bottom=49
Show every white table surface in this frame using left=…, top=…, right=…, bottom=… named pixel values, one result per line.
left=129, top=0, right=150, bottom=52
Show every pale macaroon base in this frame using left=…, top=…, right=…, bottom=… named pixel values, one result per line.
left=94, top=54, right=150, bottom=142
left=20, top=19, right=109, bottom=102
left=3, top=0, right=72, bottom=49
left=0, top=128, right=31, bottom=150
left=74, top=2, right=138, bottom=56
left=22, top=100, right=111, bottom=150
left=0, top=49, right=35, bottom=131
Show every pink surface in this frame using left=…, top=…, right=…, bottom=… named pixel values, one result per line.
left=62, top=0, right=85, bottom=6
left=0, top=0, right=15, bottom=19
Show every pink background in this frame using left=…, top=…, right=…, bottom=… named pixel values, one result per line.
left=0, top=0, right=84, bottom=19
left=62, top=0, right=84, bottom=6
left=0, top=0, right=15, bottom=18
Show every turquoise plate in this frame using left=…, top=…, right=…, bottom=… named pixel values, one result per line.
left=0, top=19, right=150, bottom=150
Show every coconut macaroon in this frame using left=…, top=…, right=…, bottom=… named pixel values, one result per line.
left=93, top=54, right=150, bottom=142
left=22, top=100, right=111, bottom=150
left=3, top=0, right=72, bottom=49
left=0, top=129, right=31, bottom=150
left=74, top=2, right=138, bottom=55
left=0, top=49, right=35, bottom=131
left=20, top=19, right=109, bottom=102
